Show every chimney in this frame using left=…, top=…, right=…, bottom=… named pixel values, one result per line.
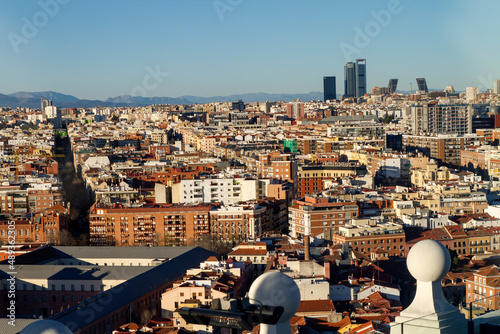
left=304, top=235, right=310, bottom=261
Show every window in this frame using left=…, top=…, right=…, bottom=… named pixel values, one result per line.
left=71, top=285, right=75, bottom=291
left=81, top=285, right=85, bottom=291
left=52, top=284, right=56, bottom=291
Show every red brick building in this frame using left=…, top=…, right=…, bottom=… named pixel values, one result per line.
left=331, top=223, right=406, bottom=257
left=465, top=265, right=500, bottom=311
left=89, top=203, right=211, bottom=246
left=289, top=195, right=359, bottom=238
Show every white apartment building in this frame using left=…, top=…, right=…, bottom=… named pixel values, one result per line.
left=171, top=178, right=258, bottom=205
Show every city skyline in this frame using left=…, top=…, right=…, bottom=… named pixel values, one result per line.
left=0, top=0, right=499, bottom=100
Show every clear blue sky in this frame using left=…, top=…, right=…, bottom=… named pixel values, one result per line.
left=0, top=0, right=499, bottom=100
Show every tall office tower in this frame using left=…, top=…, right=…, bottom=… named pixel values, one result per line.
left=323, top=76, right=336, bottom=101
left=344, top=62, right=356, bottom=98
left=416, top=78, right=428, bottom=93
left=388, top=79, right=398, bottom=93
left=494, top=80, right=500, bottom=95
left=355, top=59, right=366, bottom=97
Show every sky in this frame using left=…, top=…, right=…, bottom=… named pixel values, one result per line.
left=0, top=0, right=499, bottom=100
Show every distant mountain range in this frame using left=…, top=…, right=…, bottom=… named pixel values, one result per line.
left=0, top=91, right=324, bottom=109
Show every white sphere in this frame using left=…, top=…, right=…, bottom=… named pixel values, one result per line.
left=407, top=239, right=450, bottom=282
left=248, top=272, right=301, bottom=323
left=20, top=320, right=73, bottom=334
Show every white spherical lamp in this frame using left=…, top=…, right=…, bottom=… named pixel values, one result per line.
left=20, top=319, right=73, bottom=334
left=407, top=239, right=451, bottom=282
left=248, top=272, right=301, bottom=334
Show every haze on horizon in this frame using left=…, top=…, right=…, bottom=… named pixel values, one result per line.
left=0, top=0, right=499, bottom=101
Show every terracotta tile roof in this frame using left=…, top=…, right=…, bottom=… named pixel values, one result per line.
left=476, top=265, right=500, bottom=277
left=205, top=256, right=219, bottom=262
left=297, top=300, right=335, bottom=313
left=228, top=249, right=268, bottom=256
left=466, top=228, right=491, bottom=238
left=451, top=213, right=493, bottom=225
left=444, top=225, right=468, bottom=238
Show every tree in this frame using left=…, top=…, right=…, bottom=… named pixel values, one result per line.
left=76, top=234, right=89, bottom=246
left=381, top=114, right=395, bottom=124
left=136, top=138, right=141, bottom=150
left=188, top=234, right=235, bottom=256
left=59, top=230, right=77, bottom=246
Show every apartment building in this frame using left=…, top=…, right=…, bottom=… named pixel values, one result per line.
left=171, top=178, right=258, bottom=205
left=0, top=204, right=70, bottom=244
left=297, top=163, right=367, bottom=197
left=228, top=242, right=269, bottom=274
left=331, top=222, right=406, bottom=257
left=404, top=134, right=483, bottom=166
left=289, top=195, right=359, bottom=238
left=410, top=103, right=472, bottom=135
left=257, top=152, right=296, bottom=185
left=465, top=266, right=500, bottom=311
left=209, top=203, right=265, bottom=241
left=466, top=227, right=491, bottom=255
left=89, top=203, right=211, bottom=246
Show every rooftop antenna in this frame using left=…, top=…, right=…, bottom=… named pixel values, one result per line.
left=410, top=83, right=412, bottom=95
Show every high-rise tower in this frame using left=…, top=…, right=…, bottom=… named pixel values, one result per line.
left=416, top=78, right=428, bottom=93
left=494, top=80, right=500, bottom=95
left=323, top=76, right=336, bottom=101
left=355, top=59, right=366, bottom=97
left=344, top=62, right=356, bottom=98
left=388, top=79, right=398, bottom=93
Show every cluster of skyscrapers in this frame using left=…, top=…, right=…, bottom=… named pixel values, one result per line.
left=323, top=59, right=435, bottom=101
left=324, top=59, right=367, bottom=101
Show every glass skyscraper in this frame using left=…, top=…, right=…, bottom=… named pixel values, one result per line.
left=355, top=59, right=366, bottom=97
left=344, top=62, right=356, bottom=98
left=416, top=78, right=428, bottom=93
left=344, top=59, right=366, bottom=98
left=388, top=78, right=398, bottom=93
left=323, top=76, right=336, bottom=101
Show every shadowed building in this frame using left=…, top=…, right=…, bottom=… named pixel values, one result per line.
left=416, top=78, right=428, bottom=93
left=323, top=76, right=336, bottom=101
left=388, top=78, right=398, bottom=93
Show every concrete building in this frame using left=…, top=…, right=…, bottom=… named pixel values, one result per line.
left=410, top=103, right=472, bottom=135
left=171, top=178, right=258, bottom=205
